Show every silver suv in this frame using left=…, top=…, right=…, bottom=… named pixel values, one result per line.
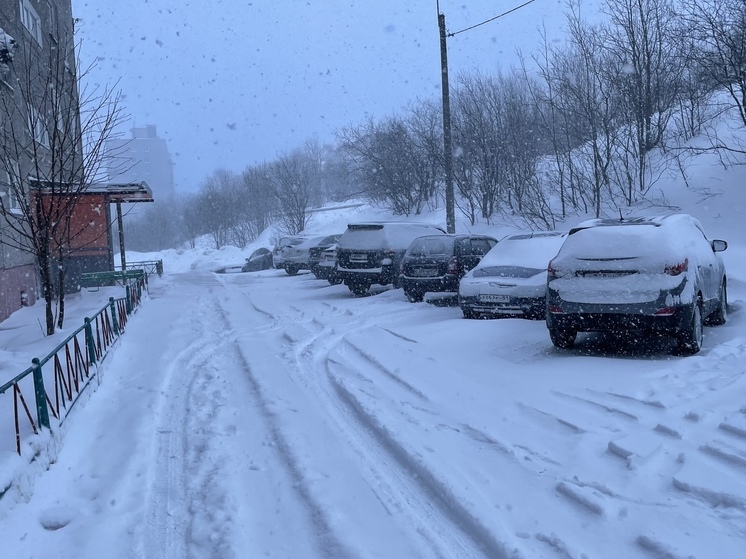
left=335, top=222, right=447, bottom=296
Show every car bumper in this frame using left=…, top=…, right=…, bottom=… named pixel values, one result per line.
left=459, top=295, right=545, bottom=318
left=336, top=266, right=393, bottom=286
left=313, top=264, right=336, bottom=279
left=546, top=290, right=695, bottom=333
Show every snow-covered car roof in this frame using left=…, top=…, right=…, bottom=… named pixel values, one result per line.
left=558, top=214, right=715, bottom=267
left=475, top=231, right=567, bottom=272
left=338, top=222, right=447, bottom=251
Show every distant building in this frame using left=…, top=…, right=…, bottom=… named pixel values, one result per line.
left=105, top=125, right=174, bottom=219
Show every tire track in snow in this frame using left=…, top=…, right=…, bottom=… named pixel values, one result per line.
left=276, top=312, right=522, bottom=559
left=141, top=296, right=230, bottom=559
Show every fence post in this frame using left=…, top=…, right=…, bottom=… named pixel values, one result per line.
left=109, top=297, right=119, bottom=336
left=31, top=358, right=51, bottom=429
left=124, top=284, right=132, bottom=316
left=85, top=318, right=97, bottom=365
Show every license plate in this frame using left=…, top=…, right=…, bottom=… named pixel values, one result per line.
left=350, top=253, right=368, bottom=262
left=413, top=268, right=438, bottom=277
left=479, top=294, right=510, bottom=303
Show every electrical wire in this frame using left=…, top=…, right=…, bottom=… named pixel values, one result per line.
left=447, top=0, right=537, bottom=37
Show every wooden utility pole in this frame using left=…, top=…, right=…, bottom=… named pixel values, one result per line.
left=438, top=9, right=455, bottom=234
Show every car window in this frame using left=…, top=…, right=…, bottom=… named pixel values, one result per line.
left=408, top=237, right=452, bottom=256
left=470, top=238, right=493, bottom=256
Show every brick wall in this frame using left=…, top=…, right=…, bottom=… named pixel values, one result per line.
left=0, top=263, right=37, bottom=323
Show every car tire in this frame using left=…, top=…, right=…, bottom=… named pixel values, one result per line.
left=405, top=289, right=424, bottom=303
left=705, top=281, right=727, bottom=326
left=549, top=325, right=576, bottom=349
left=677, top=300, right=703, bottom=355
left=328, top=277, right=343, bottom=285
left=285, top=265, right=300, bottom=276
left=348, top=281, right=370, bottom=296
left=462, top=308, right=478, bottom=319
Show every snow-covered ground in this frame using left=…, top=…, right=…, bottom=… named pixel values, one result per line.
left=1, top=155, right=746, bottom=557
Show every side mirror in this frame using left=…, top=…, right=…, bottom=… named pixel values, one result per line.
left=712, top=239, right=728, bottom=252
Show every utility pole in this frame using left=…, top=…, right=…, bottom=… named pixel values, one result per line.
left=438, top=8, right=456, bottom=234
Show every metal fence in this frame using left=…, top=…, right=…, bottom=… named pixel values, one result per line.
left=0, top=276, right=146, bottom=458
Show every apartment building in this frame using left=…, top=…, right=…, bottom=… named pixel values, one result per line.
left=0, top=0, right=79, bottom=323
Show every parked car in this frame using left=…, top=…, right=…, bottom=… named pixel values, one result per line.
left=545, top=214, right=727, bottom=354
left=400, top=234, right=497, bottom=302
left=335, top=222, right=447, bottom=296
left=308, top=234, right=342, bottom=278
left=272, top=235, right=307, bottom=269
left=312, top=243, right=343, bottom=284
left=242, top=247, right=273, bottom=272
left=281, top=235, right=337, bottom=275
left=459, top=231, right=567, bottom=319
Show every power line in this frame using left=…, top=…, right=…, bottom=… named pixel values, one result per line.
left=447, top=0, right=537, bottom=37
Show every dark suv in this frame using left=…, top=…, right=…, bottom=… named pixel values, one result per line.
left=546, top=214, right=727, bottom=354
left=335, top=222, right=447, bottom=296
left=399, top=234, right=497, bottom=302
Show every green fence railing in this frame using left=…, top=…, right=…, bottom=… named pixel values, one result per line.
left=0, top=275, right=146, bottom=459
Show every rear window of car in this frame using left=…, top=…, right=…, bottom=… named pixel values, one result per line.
left=560, top=223, right=670, bottom=260
left=477, top=233, right=566, bottom=270
left=407, top=237, right=453, bottom=256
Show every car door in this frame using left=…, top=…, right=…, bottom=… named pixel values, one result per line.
left=692, top=225, right=720, bottom=309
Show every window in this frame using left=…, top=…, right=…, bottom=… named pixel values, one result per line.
left=0, top=160, right=22, bottom=212
left=20, top=0, right=42, bottom=45
left=28, top=105, right=49, bottom=147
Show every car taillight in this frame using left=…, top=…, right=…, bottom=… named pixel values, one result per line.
left=446, top=257, right=460, bottom=275
left=654, top=307, right=677, bottom=316
left=548, top=305, right=564, bottom=314
left=547, top=260, right=559, bottom=280
left=664, top=258, right=688, bottom=276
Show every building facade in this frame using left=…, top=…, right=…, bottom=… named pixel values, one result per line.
left=0, top=0, right=79, bottom=323
left=106, top=125, right=175, bottom=214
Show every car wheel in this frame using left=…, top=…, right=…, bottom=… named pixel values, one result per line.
left=348, top=281, right=370, bottom=296
left=462, top=308, right=478, bottom=319
left=328, top=277, right=343, bottom=285
left=705, top=281, right=727, bottom=326
left=677, top=300, right=704, bottom=355
left=405, top=289, right=424, bottom=303
left=549, top=325, right=576, bottom=349
left=285, top=265, right=300, bottom=276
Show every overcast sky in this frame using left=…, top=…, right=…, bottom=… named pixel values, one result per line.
left=71, top=0, right=593, bottom=192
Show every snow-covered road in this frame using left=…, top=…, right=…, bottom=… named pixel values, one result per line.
left=3, top=268, right=745, bottom=558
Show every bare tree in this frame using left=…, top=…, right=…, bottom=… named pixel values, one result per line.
left=197, top=170, right=235, bottom=249
left=338, top=115, right=431, bottom=216
left=0, top=26, right=125, bottom=334
left=239, top=163, right=277, bottom=242
left=451, top=72, right=506, bottom=224
left=601, top=0, right=684, bottom=196
left=680, top=0, right=746, bottom=127
left=271, top=147, right=319, bottom=234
